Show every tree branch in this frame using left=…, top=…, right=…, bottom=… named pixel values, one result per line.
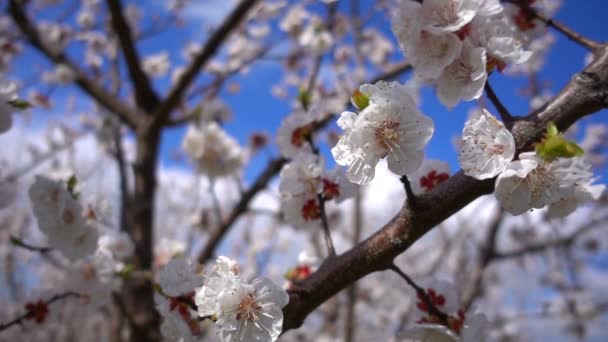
left=280, top=44, right=608, bottom=331
left=7, top=0, right=142, bottom=129
left=508, top=0, right=603, bottom=52
left=0, top=292, right=80, bottom=332
left=106, top=0, right=160, bottom=112
left=485, top=80, right=514, bottom=126
left=152, top=0, right=260, bottom=128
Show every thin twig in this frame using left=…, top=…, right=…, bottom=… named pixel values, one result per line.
left=0, top=292, right=80, bottom=331
left=399, top=175, right=417, bottom=208
left=485, top=81, right=514, bottom=125
left=153, top=0, right=260, bottom=128
left=317, top=194, right=336, bottom=257
left=10, top=236, right=52, bottom=254
left=508, top=0, right=602, bottom=52
left=8, top=0, right=142, bottom=128
left=390, top=264, right=450, bottom=326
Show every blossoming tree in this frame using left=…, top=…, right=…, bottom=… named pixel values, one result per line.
left=1, top=0, right=607, bottom=341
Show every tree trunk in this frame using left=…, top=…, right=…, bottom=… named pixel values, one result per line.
left=123, top=127, right=161, bottom=342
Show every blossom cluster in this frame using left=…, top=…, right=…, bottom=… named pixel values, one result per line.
left=279, top=153, right=355, bottom=228
left=153, top=256, right=289, bottom=342
left=459, top=110, right=604, bottom=216
left=28, top=175, right=100, bottom=261
left=182, top=121, right=245, bottom=178
left=391, top=0, right=534, bottom=108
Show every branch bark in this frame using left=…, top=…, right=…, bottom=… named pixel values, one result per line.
left=106, top=0, right=160, bottom=112
left=152, top=0, right=260, bottom=128
left=8, top=0, right=142, bottom=129
left=280, top=45, right=608, bottom=331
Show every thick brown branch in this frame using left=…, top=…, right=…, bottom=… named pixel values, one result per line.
left=281, top=45, right=608, bottom=331
left=106, top=0, right=160, bottom=111
left=8, top=0, right=141, bottom=129
left=153, top=0, right=260, bottom=128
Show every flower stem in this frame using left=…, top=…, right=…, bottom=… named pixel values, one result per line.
left=399, top=175, right=417, bottom=208
left=390, top=264, right=449, bottom=326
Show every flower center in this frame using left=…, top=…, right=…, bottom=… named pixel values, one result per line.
left=526, top=166, right=555, bottom=201
left=485, top=143, right=504, bottom=155
left=236, top=293, right=262, bottom=322
left=374, top=120, right=400, bottom=151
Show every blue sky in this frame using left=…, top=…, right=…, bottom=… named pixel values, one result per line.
left=12, top=0, right=608, bottom=184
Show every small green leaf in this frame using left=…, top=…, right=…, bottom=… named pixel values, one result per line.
left=66, top=175, right=79, bottom=199
left=298, top=88, right=310, bottom=111
left=536, top=122, right=584, bottom=162
left=351, top=90, right=369, bottom=111
left=116, top=263, right=136, bottom=278
left=546, top=121, right=559, bottom=137
left=191, top=105, right=203, bottom=121
left=8, top=99, right=32, bottom=109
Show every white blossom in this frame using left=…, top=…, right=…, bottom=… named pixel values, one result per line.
left=43, top=64, right=76, bottom=85
left=98, top=231, right=134, bottom=260
left=276, top=112, right=318, bottom=157
left=181, top=122, right=245, bottom=178
left=143, top=51, right=170, bottom=78
left=196, top=98, right=232, bottom=123
left=470, top=15, right=532, bottom=66
left=546, top=157, right=605, bottom=218
left=215, top=277, right=288, bottom=342
left=436, top=43, right=487, bottom=108
left=194, top=256, right=240, bottom=318
left=419, top=0, right=480, bottom=33
left=279, top=4, right=309, bottom=34
left=298, top=19, right=333, bottom=55
left=158, top=257, right=204, bottom=297
left=279, top=153, right=355, bottom=228
left=28, top=175, right=99, bottom=261
left=392, top=1, right=463, bottom=80
left=194, top=256, right=288, bottom=342
left=494, top=152, right=592, bottom=215
left=68, top=248, right=121, bottom=308
left=459, top=109, right=515, bottom=179
left=332, top=81, right=434, bottom=184
left=476, top=0, right=503, bottom=17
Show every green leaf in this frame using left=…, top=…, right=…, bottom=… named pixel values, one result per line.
left=66, top=174, right=79, bottom=199
left=546, top=121, right=559, bottom=137
left=298, top=88, right=310, bottom=111
left=116, top=263, right=136, bottom=278
left=8, top=99, right=32, bottom=109
left=536, top=122, right=584, bottom=162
